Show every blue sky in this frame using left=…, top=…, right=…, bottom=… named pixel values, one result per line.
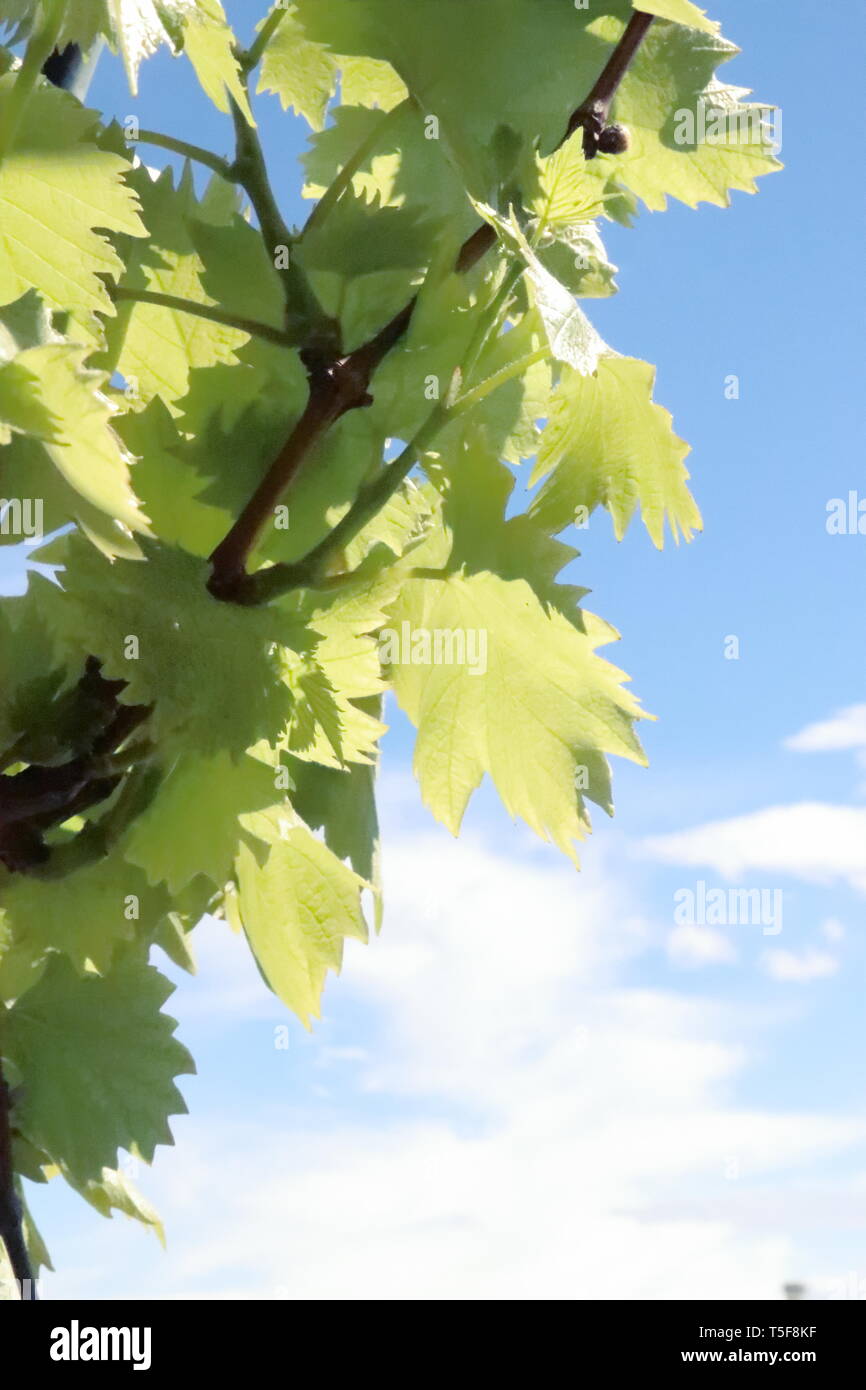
left=5, top=1, right=865, bottom=1298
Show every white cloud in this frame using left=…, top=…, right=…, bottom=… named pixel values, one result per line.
left=785, top=705, right=866, bottom=752
left=761, top=948, right=839, bottom=983
left=642, top=803, right=866, bottom=894
left=667, top=924, right=738, bottom=968
left=40, top=827, right=865, bottom=1302
left=821, top=918, right=846, bottom=943
left=318, top=1046, right=369, bottom=1065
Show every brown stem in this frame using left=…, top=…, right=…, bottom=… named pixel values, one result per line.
left=27, top=776, right=123, bottom=831
left=207, top=366, right=368, bottom=600
left=0, top=760, right=93, bottom=827
left=208, top=13, right=656, bottom=604
left=0, top=1063, right=36, bottom=1300
left=207, top=244, right=480, bottom=601
left=0, top=661, right=151, bottom=874
left=90, top=700, right=152, bottom=759
left=559, top=10, right=655, bottom=156
left=456, top=224, right=497, bottom=274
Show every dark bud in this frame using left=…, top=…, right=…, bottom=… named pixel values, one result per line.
left=597, top=123, right=631, bottom=156
left=42, top=44, right=83, bottom=91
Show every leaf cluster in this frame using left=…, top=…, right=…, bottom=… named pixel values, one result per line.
left=0, top=0, right=778, bottom=1278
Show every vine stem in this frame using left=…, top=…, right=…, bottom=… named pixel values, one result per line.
left=460, top=262, right=525, bottom=386
left=230, top=336, right=551, bottom=606
left=208, top=9, right=657, bottom=604
left=0, top=0, right=68, bottom=162
left=240, top=404, right=451, bottom=605
left=111, top=287, right=293, bottom=348
left=208, top=375, right=362, bottom=600
left=452, top=346, right=551, bottom=416
left=0, top=1059, right=36, bottom=1300
left=229, top=95, right=337, bottom=350
left=558, top=10, right=655, bottom=155
left=239, top=4, right=290, bottom=75
left=135, top=128, right=233, bottom=180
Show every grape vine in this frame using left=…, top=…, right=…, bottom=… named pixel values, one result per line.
left=0, top=0, right=779, bottom=1296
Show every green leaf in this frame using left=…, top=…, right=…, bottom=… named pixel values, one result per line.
left=0, top=937, right=46, bottom=1007
left=302, top=104, right=383, bottom=196
left=257, top=3, right=337, bottom=130
left=365, top=265, right=477, bottom=442
left=339, top=55, right=407, bottom=111
left=302, top=100, right=471, bottom=236
left=125, top=752, right=276, bottom=893
left=423, top=423, right=580, bottom=608
left=153, top=911, right=197, bottom=974
left=298, top=194, right=440, bottom=280
left=258, top=7, right=407, bottom=126
left=4, top=953, right=194, bottom=1185
left=264, top=569, right=397, bottom=778
left=0, top=0, right=233, bottom=91
left=36, top=539, right=297, bottom=756
left=458, top=309, right=551, bottom=465
left=0, top=355, right=58, bottom=443
left=530, top=356, right=702, bottom=546
left=476, top=204, right=608, bottom=372
left=524, top=140, right=618, bottom=298
left=385, top=568, right=648, bottom=861
left=634, top=0, right=719, bottom=35
left=102, top=165, right=255, bottom=410
left=344, top=477, right=436, bottom=569
left=21, top=1190, right=53, bottom=1278
left=0, top=284, right=47, bottom=351
left=294, top=1, right=779, bottom=211
left=293, top=0, right=607, bottom=197
left=271, top=569, right=395, bottom=771
left=157, top=339, right=308, bottom=549
left=529, top=139, right=607, bottom=234
left=0, top=855, right=169, bottom=976
left=191, top=208, right=286, bottom=332
left=0, top=590, right=67, bottom=756
left=0, top=78, right=145, bottom=320
left=598, top=14, right=782, bottom=212
left=536, top=221, right=618, bottom=300
left=0, top=434, right=145, bottom=560
left=6, top=342, right=150, bottom=540
left=182, top=0, right=253, bottom=122
left=0, top=292, right=149, bottom=550
left=68, top=1165, right=165, bottom=1245
left=234, top=809, right=368, bottom=1026
left=105, top=0, right=189, bottom=88
left=115, top=398, right=233, bottom=557
left=288, top=754, right=381, bottom=897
